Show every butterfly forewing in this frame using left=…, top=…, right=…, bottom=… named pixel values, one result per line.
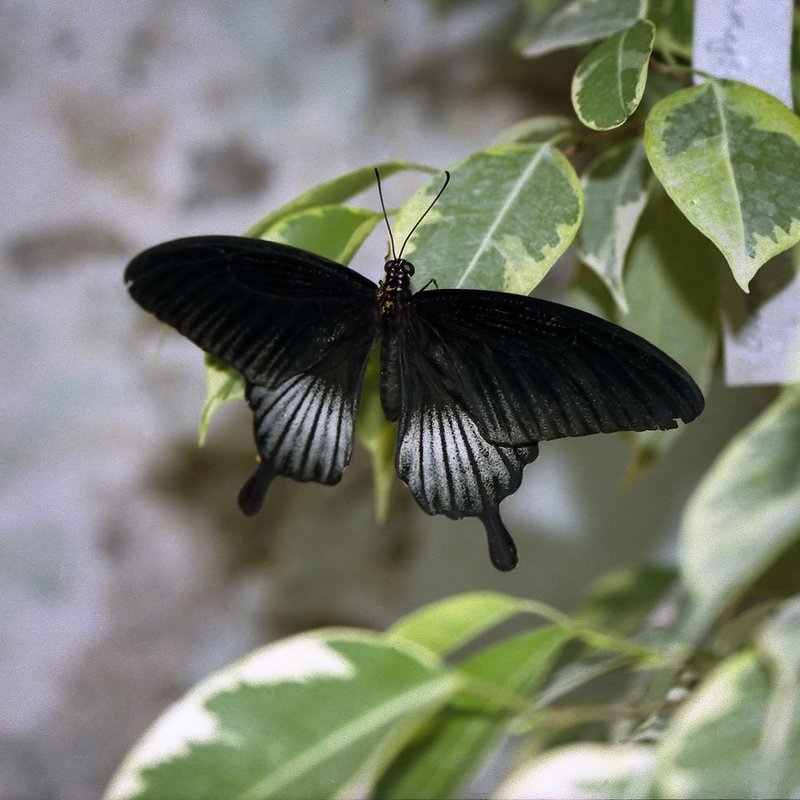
left=406, top=289, right=704, bottom=447
left=125, top=236, right=377, bottom=388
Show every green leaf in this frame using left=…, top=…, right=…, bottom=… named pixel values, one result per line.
left=576, top=138, right=652, bottom=311
left=390, top=592, right=661, bottom=667
left=244, top=160, right=431, bottom=238
left=571, top=188, right=719, bottom=473
left=648, top=0, right=693, bottom=60
left=515, top=0, right=647, bottom=58
left=387, top=592, right=531, bottom=657
left=104, top=630, right=457, bottom=800
left=645, top=79, right=800, bottom=291
left=571, top=19, right=655, bottom=131
left=577, top=563, right=678, bottom=635
left=377, top=628, right=571, bottom=799
left=394, top=145, right=583, bottom=294
left=356, top=350, right=396, bottom=523
left=680, top=385, right=800, bottom=636
left=656, top=650, right=800, bottom=798
left=497, top=743, right=657, bottom=799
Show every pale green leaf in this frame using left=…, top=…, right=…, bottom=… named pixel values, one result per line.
left=571, top=19, right=655, bottom=130
left=576, top=138, right=652, bottom=311
left=378, top=628, right=571, bottom=799
left=491, top=114, right=582, bottom=146
left=199, top=356, right=245, bottom=445
left=757, top=598, right=800, bottom=798
left=656, top=650, right=800, bottom=798
left=394, top=145, right=583, bottom=294
left=497, top=743, right=657, bottom=799
left=515, top=0, right=647, bottom=58
left=265, top=204, right=381, bottom=263
left=355, top=350, right=395, bottom=523
left=388, top=592, right=531, bottom=657
left=680, top=385, right=800, bottom=636
left=645, top=79, right=800, bottom=290
left=104, top=630, right=457, bottom=800
left=244, top=160, right=431, bottom=238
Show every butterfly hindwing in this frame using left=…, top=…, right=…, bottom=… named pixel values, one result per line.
left=394, top=325, right=539, bottom=569
left=406, top=289, right=704, bottom=447
left=244, top=316, right=376, bottom=486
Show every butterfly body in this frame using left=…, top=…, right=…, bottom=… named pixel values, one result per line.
left=377, top=257, right=416, bottom=422
left=126, top=235, right=703, bottom=571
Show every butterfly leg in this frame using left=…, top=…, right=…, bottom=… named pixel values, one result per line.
left=480, top=506, right=518, bottom=571
left=238, top=459, right=275, bottom=515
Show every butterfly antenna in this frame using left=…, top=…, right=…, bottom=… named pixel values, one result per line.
left=374, top=168, right=398, bottom=260
left=398, top=170, right=450, bottom=259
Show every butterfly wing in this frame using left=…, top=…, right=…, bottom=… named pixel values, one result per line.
left=125, top=236, right=379, bottom=510
left=393, top=325, right=539, bottom=570
left=394, top=288, right=704, bottom=570
left=407, top=289, right=704, bottom=447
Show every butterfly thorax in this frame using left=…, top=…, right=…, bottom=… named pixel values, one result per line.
left=377, top=258, right=414, bottom=319
left=377, top=257, right=415, bottom=420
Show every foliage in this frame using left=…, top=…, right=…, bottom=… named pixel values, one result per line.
left=111, top=1, right=800, bottom=797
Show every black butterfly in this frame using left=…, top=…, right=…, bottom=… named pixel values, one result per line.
left=125, top=171, right=703, bottom=571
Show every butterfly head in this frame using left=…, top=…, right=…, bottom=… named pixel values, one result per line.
left=383, top=257, right=415, bottom=289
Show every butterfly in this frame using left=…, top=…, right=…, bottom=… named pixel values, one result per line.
left=125, top=170, right=703, bottom=571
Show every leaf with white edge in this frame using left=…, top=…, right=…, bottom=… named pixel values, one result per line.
left=757, top=598, right=800, bottom=798
left=245, top=160, right=431, bottom=238
left=645, top=79, right=800, bottom=291
left=388, top=591, right=530, bottom=657
left=394, top=145, right=583, bottom=294
left=680, top=385, right=800, bottom=636
left=497, top=743, right=657, bottom=800
left=104, top=630, right=457, bottom=800
left=200, top=203, right=381, bottom=438
left=576, top=138, right=652, bottom=311
left=571, top=19, right=655, bottom=130
left=656, top=650, right=800, bottom=798
left=515, top=0, right=646, bottom=58
left=377, top=627, right=572, bottom=799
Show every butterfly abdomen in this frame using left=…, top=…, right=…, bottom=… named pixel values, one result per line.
left=377, top=258, right=415, bottom=422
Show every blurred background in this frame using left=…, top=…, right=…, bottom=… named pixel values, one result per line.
left=1, top=1, right=768, bottom=798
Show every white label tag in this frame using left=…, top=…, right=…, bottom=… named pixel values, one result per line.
left=693, top=0, right=793, bottom=107
left=693, top=0, right=798, bottom=385
left=721, top=250, right=800, bottom=385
